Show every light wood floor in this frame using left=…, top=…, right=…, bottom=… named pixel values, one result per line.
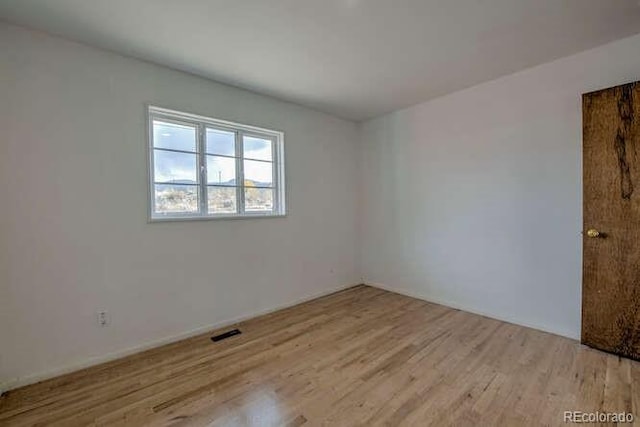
left=1, top=285, right=638, bottom=426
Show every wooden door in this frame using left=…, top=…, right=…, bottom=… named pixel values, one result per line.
left=582, top=81, right=640, bottom=360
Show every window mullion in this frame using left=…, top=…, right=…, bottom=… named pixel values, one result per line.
left=272, top=137, right=278, bottom=214
left=236, top=131, right=244, bottom=214
left=199, top=124, right=207, bottom=215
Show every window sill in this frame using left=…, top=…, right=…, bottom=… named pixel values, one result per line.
left=148, top=213, right=287, bottom=223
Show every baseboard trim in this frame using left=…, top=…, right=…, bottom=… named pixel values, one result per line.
left=0, top=282, right=360, bottom=393
left=365, top=281, right=578, bottom=341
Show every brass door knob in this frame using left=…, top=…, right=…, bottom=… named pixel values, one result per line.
left=586, top=229, right=600, bottom=238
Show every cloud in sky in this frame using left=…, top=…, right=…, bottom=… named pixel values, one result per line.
left=153, top=121, right=273, bottom=185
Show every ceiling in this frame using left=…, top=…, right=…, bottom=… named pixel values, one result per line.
left=2, top=1, right=640, bottom=121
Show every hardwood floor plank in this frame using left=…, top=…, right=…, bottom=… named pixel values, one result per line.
left=1, top=285, right=638, bottom=426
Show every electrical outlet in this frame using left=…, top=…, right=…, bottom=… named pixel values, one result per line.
left=97, top=311, right=110, bottom=327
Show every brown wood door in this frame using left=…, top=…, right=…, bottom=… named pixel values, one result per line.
left=582, top=81, right=640, bottom=360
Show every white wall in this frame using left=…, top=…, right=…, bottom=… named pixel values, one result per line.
left=0, top=23, right=361, bottom=389
left=360, top=33, right=640, bottom=340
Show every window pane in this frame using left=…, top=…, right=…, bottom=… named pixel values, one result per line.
left=207, top=155, right=236, bottom=185
left=245, top=188, right=273, bottom=212
left=244, top=159, right=273, bottom=187
left=153, top=120, right=196, bottom=152
left=243, top=136, right=272, bottom=161
left=154, top=184, right=199, bottom=213
left=154, top=150, right=198, bottom=183
left=208, top=186, right=237, bottom=214
left=206, top=128, right=235, bottom=156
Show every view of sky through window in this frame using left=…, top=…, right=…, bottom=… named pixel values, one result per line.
left=150, top=111, right=282, bottom=218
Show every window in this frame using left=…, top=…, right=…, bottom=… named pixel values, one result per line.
left=148, top=106, right=285, bottom=220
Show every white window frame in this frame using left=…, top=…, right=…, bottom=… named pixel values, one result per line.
left=147, top=105, right=286, bottom=221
